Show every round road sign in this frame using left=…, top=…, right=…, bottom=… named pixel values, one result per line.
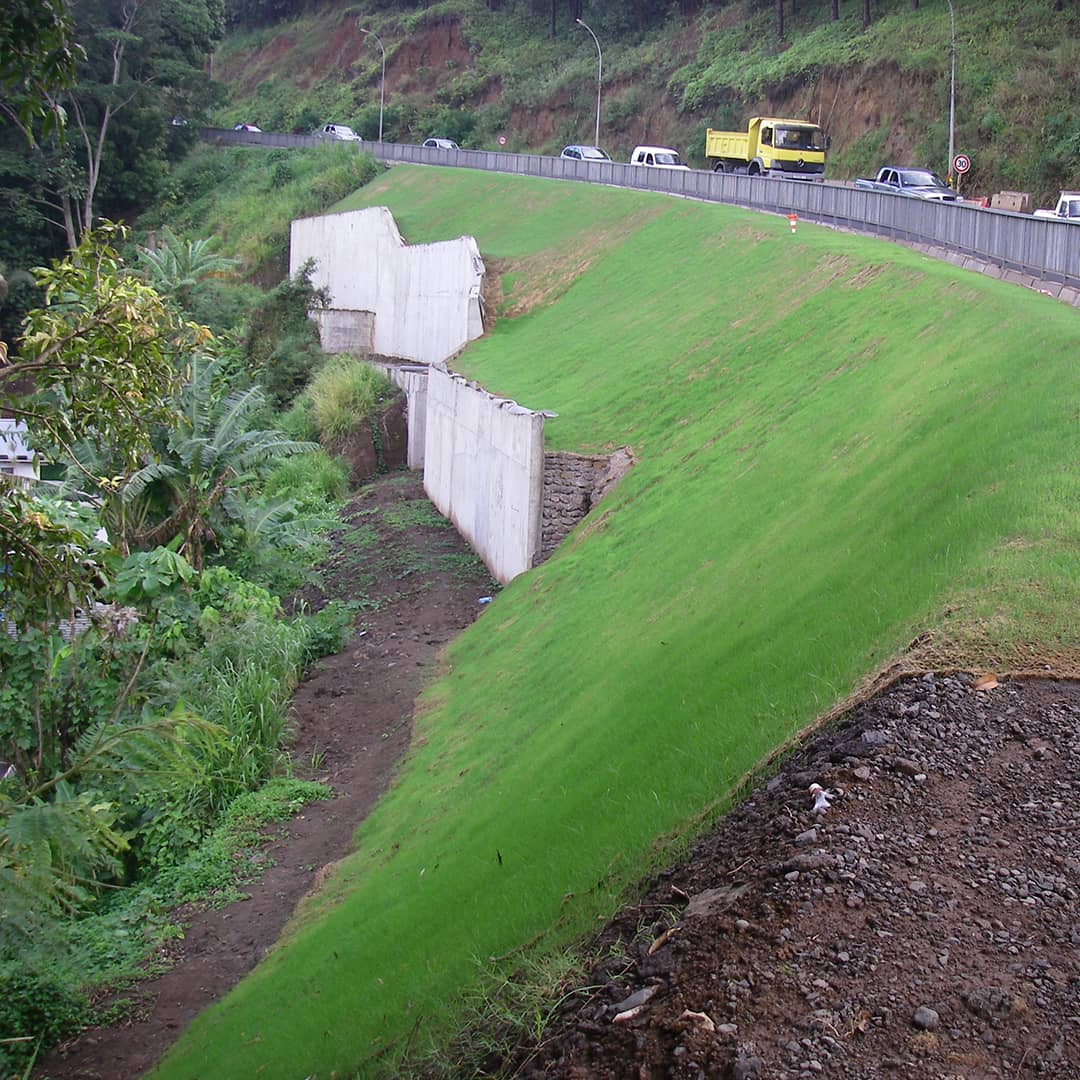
left=498, top=135, right=507, bottom=146
left=953, top=153, right=971, bottom=175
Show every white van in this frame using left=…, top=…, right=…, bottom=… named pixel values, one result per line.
left=630, top=145, right=689, bottom=170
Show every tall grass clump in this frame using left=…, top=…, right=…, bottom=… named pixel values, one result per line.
left=306, top=356, right=397, bottom=441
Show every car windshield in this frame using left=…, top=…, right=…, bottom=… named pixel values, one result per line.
left=899, top=169, right=946, bottom=188
left=655, top=152, right=682, bottom=166
left=581, top=147, right=609, bottom=160
left=775, top=126, right=825, bottom=151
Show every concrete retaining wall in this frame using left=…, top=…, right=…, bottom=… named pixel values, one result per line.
left=380, top=364, right=430, bottom=471
left=423, top=367, right=544, bottom=584
left=290, top=207, right=485, bottom=364
left=313, top=308, right=374, bottom=354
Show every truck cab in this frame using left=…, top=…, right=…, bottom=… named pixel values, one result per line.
left=1033, top=192, right=1080, bottom=221
left=630, top=145, right=689, bottom=170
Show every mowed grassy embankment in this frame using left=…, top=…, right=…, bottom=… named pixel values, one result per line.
left=155, top=167, right=1080, bottom=1078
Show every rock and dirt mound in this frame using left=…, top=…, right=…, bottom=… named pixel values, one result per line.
left=509, top=674, right=1080, bottom=1079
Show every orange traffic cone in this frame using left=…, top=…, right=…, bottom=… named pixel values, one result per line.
left=788, top=213, right=798, bottom=234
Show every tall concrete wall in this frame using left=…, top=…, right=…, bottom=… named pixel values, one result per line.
left=290, top=207, right=485, bottom=365
left=423, top=367, right=545, bottom=584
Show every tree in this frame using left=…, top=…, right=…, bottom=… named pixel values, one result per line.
left=7, top=0, right=225, bottom=251
left=122, top=357, right=318, bottom=569
left=0, top=224, right=199, bottom=630
left=0, top=0, right=82, bottom=139
left=137, top=226, right=237, bottom=315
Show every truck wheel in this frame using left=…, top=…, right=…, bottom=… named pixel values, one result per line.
left=748, top=162, right=761, bottom=177
left=713, top=161, right=725, bottom=174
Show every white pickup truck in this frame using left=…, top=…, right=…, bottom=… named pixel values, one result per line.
left=854, top=166, right=958, bottom=202
left=1033, top=191, right=1080, bottom=222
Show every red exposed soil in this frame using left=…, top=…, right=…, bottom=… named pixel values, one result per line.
left=37, top=471, right=497, bottom=1080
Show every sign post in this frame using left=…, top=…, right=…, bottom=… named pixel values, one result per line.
left=952, top=153, right=971, bottom=196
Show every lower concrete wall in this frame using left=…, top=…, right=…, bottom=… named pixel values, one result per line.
left=423, top=367, right=544, bottom=584
left=379, top=364, right=430, bottom=471
left=313, top=308, right=374, bottom=354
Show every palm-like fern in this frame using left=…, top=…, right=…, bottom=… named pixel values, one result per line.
left=123, top=357, right=318, bottom=568
left=136, top=227, right=236, bottom=312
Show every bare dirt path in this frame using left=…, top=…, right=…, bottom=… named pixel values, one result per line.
left=39, top=471, right=496, bottom=1080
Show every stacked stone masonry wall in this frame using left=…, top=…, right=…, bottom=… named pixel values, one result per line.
left=540, top=448, right=633, bottom=562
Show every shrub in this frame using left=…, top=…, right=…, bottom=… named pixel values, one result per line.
left=0, top=965, right=87, bottom=1074
left=263, top=451, right=348, bottom=513
left=307, top=356, right=397, bottom=441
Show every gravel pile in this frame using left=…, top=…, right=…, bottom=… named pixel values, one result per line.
left=514, top=675, right=1080, bottom=1079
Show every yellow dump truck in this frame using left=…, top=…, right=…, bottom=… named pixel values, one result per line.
left=705, top=117, right=827, bottom=180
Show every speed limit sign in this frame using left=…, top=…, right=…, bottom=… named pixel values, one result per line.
left=953, top=153, right=971, bottom=175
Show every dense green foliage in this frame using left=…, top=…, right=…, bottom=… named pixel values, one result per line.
left=306, top=356, right=398, bottom=442
left=0, top=223, right=362, bottom=1066
left=0, top=0, right=226, bottom=278
left=154, top=166, right=1080, bottom=1079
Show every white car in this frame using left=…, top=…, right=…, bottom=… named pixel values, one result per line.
left=423, top=137, right=460, bottom=150
left=630, top=145, right=689, bottom=170
left=560, top=145, right=611, bottom=163
left=321, top=124, right=362, bottom=142
left=234, top=123, right=262, bottom=133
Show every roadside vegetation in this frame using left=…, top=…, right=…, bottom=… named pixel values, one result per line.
left=153, top=166, right=1080, bottom=1079
left=0, top=219, right=386, bottom=1075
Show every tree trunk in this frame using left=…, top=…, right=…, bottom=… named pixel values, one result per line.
left=861, top=0, right=871, bottom=29
left=830, top=0, right=839, bottom=20
left=776, top=0, right=784, bottom=37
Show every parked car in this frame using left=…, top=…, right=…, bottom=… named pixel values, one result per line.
left=320, top=124, right=362, bottom=142
left=560, top=144, right=611, bottom=163
left=423, top=137, right=460, bottom=150
left=854, top=167, right=958, bottom=201
left=234, top=123, right=262, bottom=132
left=630, top=145, right=689, bottom=170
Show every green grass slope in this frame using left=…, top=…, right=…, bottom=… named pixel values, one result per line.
left=154, top=168, right=1080, bottom=1079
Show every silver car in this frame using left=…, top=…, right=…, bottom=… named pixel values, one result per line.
left=423, top=137, right=460, bottom=150
left=560, top=144, right=611, bottom=163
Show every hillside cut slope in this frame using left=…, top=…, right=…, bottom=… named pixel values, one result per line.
left=153, top=167, right=1080, bottom=1079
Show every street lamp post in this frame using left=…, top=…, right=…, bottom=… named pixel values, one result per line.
left=576, top=18, right=602, bottom=148
left=359, top=26, right=385, bottom=144
left=946, top=0, right=955, bottom=182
